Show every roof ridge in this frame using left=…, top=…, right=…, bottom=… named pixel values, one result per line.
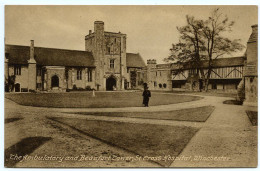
left=126, top=52, right=139, bottom=55
left=5, top=44, right=88, bottom=53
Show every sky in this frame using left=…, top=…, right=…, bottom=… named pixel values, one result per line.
left=5, top=5, right=258, bottom=64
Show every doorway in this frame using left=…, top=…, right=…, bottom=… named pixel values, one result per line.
left=106, top=76, right=116, bottom=91
left=14, top=83, right=20, bottom=92
left=51, top=75, right=59, bottom=88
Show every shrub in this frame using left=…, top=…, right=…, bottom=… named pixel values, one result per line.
left=85, top=86, right=92, bottom=91
left=21, top=88, right=28, bottom=92
left=237, top=79, right=245, bottom=102
left=72, top=85, right=77, bottom=90
left=29, top=89, right=36, bottom=93
left=78, top=87, right=84, bottom=91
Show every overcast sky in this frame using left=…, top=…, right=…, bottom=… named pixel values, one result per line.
left=5, top=5, right=258, bottom=63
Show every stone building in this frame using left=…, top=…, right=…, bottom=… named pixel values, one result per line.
left=5, top=22, right=257, bottom=94
left=145, top=25, right=258, bottom=93
left=5, top=21, right=146, bottom=92
left=145, top=57, right=246, bottom=92
left=243, top=24, right=258, bottom=106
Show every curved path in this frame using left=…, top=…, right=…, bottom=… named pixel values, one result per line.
left=4, top=93, right=257, bottom=167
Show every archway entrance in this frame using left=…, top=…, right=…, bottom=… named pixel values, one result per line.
left=51, top=75, right=59, bottom=88
left=106, top=76, right=116, bottom=91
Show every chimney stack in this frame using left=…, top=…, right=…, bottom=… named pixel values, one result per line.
left=248, top=24, right=258, bottom=43
left=94, top=21, right=104, bottom=33
left=30, top=40, right=34, bottom=60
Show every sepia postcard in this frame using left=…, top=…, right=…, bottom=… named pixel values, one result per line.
left=3, top=5, right=258, bottom=168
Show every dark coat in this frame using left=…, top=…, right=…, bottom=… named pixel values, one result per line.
left=142, top=90, right=151, bottom=105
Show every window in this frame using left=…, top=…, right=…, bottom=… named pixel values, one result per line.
left=163, top=83, right=167, bottom=88
left=159, top=84, right=162, bottom=88
left=77, top=69, right=82, bottom=80
left=160, top=72, right=162, bottom=76
left=37, top=68, right=42, bottom=76
left=107, top=46, right=111, bottom=54
left=14, top=66, right=21, bottom=75
left=110, top=59, right=115, bottom=68
left=212, top=83, right=217, bottom=89
left=5, top=53, right=9, bottom=59
left=154, top=81, right=157, bottom=87
left=88, top=69, right=92, bottom=82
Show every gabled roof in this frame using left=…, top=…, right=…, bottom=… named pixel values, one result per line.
left=5, top=45, right=95, bottom=67
left=126, top=53, right=146, bottom=68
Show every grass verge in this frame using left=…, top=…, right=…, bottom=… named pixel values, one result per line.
left=68, top=106, right=215, bottom=122
left=49, top=117, right=199, bottom=167
left=246, top=110, right=258, bottom=126
left=223, top=100, right=243, bottom=105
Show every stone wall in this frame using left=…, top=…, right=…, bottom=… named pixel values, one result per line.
left=8, top=65, right=29, bottom=91
left=244, top=24, right=258, bottom=107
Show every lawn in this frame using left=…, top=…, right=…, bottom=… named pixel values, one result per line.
left=67, top=106, right=215, bottom=122
left=223, top=100, right=243, bottom=105
left=5, top=92, right=202, bottom=108
left=157, top=90, right=237, bottom=98
left=49, top=117, right=199, bottom=167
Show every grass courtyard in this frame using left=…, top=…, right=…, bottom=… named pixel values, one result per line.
left=4, top=90, right=258, bottom=167
left=5, top=91, right=202, bottom=108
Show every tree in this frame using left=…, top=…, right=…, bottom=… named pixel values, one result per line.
left=165, top=8, right=244, bottom=91
left=5, top=75, right=16, bottom=92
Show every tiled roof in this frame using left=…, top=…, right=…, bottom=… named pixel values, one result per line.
left=5, top=45, right=95, bottom=67
left=126, top=53, right=146, bottom=68
left=207, top=57, right=245, bottom=67
left=171, top=56, right=246, bottom=70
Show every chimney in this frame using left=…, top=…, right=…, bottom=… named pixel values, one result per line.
left=89, top=30, right=92, bottom=34
left=94, top=21, right=104, bottom=33
left=30, top=40, right=34, bottom=60
left=248, top=24, right=258, bottom=43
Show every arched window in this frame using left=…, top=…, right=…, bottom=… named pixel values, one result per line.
left=159, top=84, right=162, bottom=88
left=163, top=83, right=167, bottom=88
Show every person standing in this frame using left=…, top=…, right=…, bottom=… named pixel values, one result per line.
left=142, top=85, right=151, bottom=107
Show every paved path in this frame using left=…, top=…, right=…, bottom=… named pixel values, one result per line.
left=170, top=96, right=258, bottom=167
left=4, top=93, right=257, bottom=167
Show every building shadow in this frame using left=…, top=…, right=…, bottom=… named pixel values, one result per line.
left=5, top=117, right=23, bottom=124
left=5, top=136, right=52, bottom=167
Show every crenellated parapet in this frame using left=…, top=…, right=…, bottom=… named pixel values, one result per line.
left=147, top=59, right=157, bottom=65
